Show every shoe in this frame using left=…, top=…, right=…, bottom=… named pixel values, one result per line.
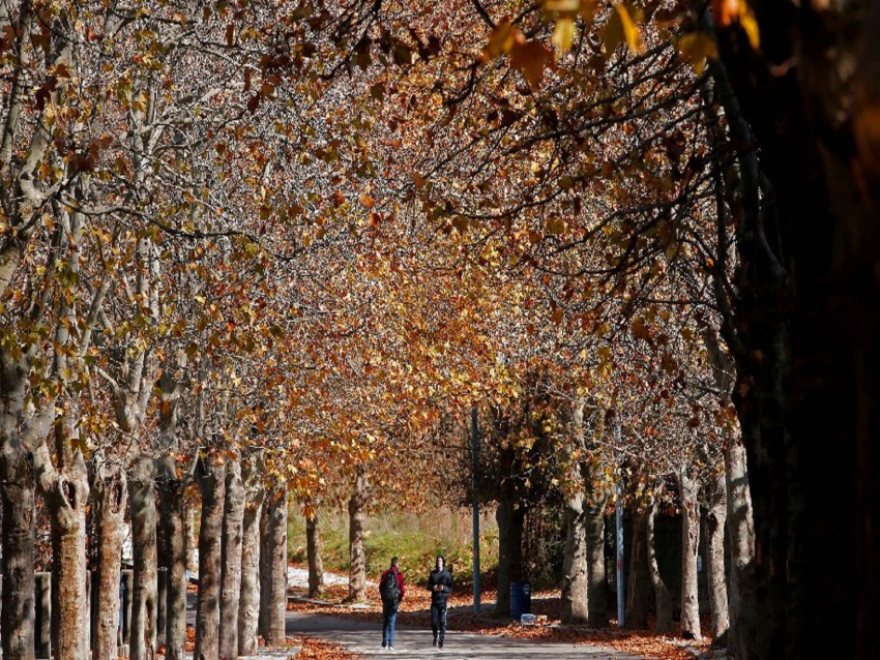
left=388, top=647, right=396, bottom=653
left=432, top=637, right=437, bottom=647
left=439, top=641, right=444, bottom=649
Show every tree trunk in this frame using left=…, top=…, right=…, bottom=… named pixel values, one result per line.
left=194, top=460, right=226, bottom=660
left=47, top=480, right=88, bottom=660
left=157, top=463, right=187, bottom=660
left=0, top=447, right=36, bottom=660
left=561, top=490, right=588, bottom=624
left=219, top=458, right=244, bottom=660
left=646, top=499, right=673, bottom=634
left=91, top=464, right=127, bottom=660
left=710, top=6, right=880, bottom=657
left=585, top=480, right=609, bottom=628
left=265, top=482, right=288, bottom=644
left=495, top=498, right=525, bottom=617
left=347, top=468, right=369, bottom=602
left=677, top=466, right=701, bottom=640
left=306, top=512, right=324, bottom=599
left=561, top=399, right=588, bottom=624
left=725, top=439, right=757, bottom=659
left=34, top=411, right=89, bottom=660
left=238, top=454, right=265, bottom=656
left=258, top=503, right=270, bottom=642
left=129, top=455, right=158, bottom=660
left=625, top=510, right=651, bottom=629
left=707, top=464, right=729, bottom=643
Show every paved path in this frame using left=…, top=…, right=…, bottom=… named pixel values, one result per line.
left=287, top=612, right=640, bottom=660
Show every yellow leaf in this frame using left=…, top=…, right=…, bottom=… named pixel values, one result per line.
left=552, top=17, right=576, bottom=51
left=544, top=0, right=581, bottom=11
left=616, top=4, right=643, bottom=55
left=483, top=20, right=518, bottom=60
left=739, top=7, right=760, bottom=50
left=676, top=32, right=718, bottom=75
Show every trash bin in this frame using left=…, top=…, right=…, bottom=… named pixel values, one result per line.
left=510, top=581, right=531, bottom=620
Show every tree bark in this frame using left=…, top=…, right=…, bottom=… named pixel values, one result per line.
left=725, top=439, right=757, bottom=660
left=347, top=468, right=369, bottom=602
left=0, top=446, right=36, bottom=660
left=219, top=458, right=244, bottom=660
left=265, top=482, right=289, bottom=645
left=194, top=460, right=226, bottom=660
left=677, top=466, right=701, bottom=640
left=706, top=464, right=729, bottom=643
left=258, top=502, right=270, bottom=642
left=646, top=499, right=673, bottom=634
left=495, top=498, right=526, bottom=617
left=709, top=5, right=880, bottom=657
left=238, top=454, right=265, bottom=656
left=157, top=461, right=187, bottom=660
left=91, top=463, right=127, bottom=660
left=129, top=455, right=158, bottom=660
left=306, top=511, right=325, bottom=599
left=585, top=480, right=609, bottom=628
left=625, top=510, right=651, bottom=629
left=561, top=489, right=588, bottom=624
left=561, top=399, right=588, bottom=624
left=33, top=409, right=89, bottom=660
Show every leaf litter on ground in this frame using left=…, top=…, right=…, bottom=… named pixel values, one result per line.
left=288, top=578, right=718, bottom=660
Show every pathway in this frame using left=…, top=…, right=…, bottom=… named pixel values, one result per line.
left=287, top=611, right=642, bottom=660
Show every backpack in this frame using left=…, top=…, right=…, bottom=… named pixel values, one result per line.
left=380, top=569, right=400, bottom=603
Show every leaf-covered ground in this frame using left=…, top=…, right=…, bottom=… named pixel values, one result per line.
left=288, top=581, right=719, bottom=659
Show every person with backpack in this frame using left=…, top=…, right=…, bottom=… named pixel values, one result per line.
left=379, top=556, right=406, bottom=651
left=427, top=554, right=453, bottom=649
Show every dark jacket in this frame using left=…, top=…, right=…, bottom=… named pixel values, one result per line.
left=427, top=568, right=452, bottom=604
left=379, top=566, right=406, bottom=603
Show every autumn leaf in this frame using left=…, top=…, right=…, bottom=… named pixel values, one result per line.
left=604, top=3, right=643, bottom=56
left=552, top=17, right=576, bottom=52
left=483, top=20, right=519, bottom=60
left=510, top=39, right=553, bottom=89
left=676, top=32, right=718, bottom=75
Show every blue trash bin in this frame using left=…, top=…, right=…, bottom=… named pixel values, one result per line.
left=510, top=581, right=531, bottom=620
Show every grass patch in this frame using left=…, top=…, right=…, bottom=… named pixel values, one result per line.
left=288, top=507, right=498, bottom=588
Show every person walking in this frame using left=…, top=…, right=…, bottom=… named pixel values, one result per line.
left=427, top=554, right=453, bottom=649
left=379, top=556, right=406, bottom=652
